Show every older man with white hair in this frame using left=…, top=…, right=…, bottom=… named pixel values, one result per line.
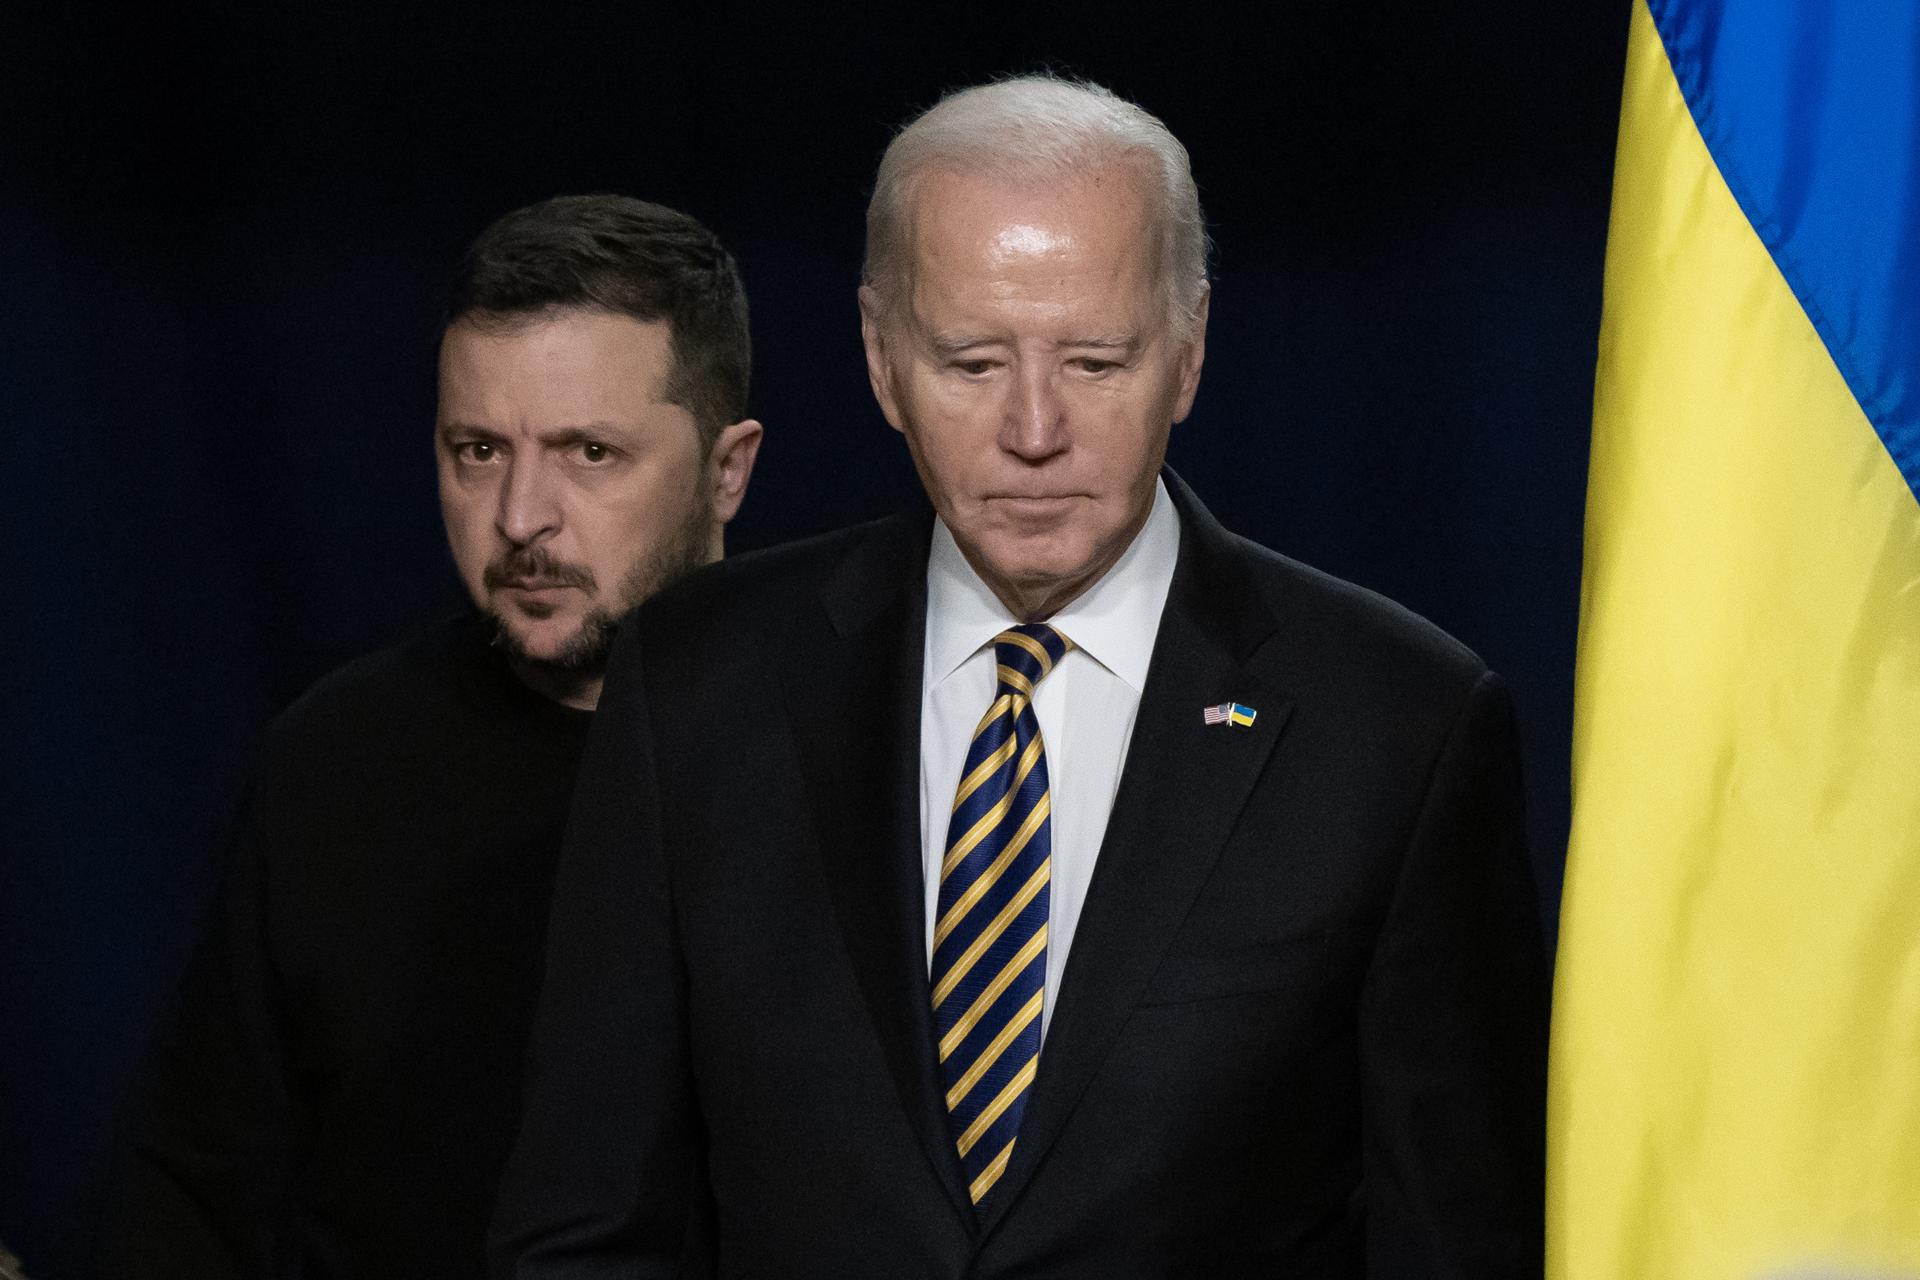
left=493, top=75, right=1547, bottom=1278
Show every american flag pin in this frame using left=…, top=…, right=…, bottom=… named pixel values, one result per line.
left=1202, top=702, right=1257, bottom=728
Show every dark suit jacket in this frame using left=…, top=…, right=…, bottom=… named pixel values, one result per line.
left=492, top=473, right=1548, bottom=1278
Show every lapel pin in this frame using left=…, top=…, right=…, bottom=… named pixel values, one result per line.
left=1203, top=702, right=1257, bottom=728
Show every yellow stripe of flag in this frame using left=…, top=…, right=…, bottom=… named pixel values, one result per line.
left=1547, top=4, right=1920, bottom=1276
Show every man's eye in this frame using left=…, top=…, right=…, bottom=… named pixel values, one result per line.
left=578, top=442, right=612, bottom=464
left=458, top=441, right=499, bottom=463
left=1073, top=358, right=1118, bottom=374
left=952, top=359, right=996, bottom=376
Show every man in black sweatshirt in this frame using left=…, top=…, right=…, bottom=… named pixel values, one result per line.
left=96, top=194, right=763, bottom=1279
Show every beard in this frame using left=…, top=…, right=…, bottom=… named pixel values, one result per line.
left=484, top=495, right=714, bottom=676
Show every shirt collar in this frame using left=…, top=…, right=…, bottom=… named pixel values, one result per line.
left=924, top=477, right=1180, bottom=692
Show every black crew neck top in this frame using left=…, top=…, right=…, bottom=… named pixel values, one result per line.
left=98, top=613, right=593, bottom=1278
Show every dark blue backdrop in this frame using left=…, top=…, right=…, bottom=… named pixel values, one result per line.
left=0, top=3, right=1625, bottom=1273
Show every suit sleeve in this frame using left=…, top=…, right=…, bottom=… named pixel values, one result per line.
left=1360, top=669, right=1549, bottom=1277
left=92, top=783, right=302, bottom=1280
left=489, top=618, right=705, bottom=1279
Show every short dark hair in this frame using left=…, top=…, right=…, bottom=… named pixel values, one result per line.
left=446, top=194, right=751, bottom=448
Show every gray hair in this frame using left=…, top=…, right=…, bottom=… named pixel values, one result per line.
left=863, top=75, right=1210, bottom=340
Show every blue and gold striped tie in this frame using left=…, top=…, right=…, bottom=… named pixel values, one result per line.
left=932, top=622, right=1071, bottom=1205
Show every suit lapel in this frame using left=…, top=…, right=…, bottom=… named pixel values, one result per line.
left=781, top=508, right=977, bottom=1228
left=978, top=472, right=1296, bottom=1236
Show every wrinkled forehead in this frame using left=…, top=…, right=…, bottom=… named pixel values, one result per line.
left=893, top=165, right=1170, bottom=315
left=435, top=307, right=683, bottom=425
left=911, top=161, right=1160, bottom=249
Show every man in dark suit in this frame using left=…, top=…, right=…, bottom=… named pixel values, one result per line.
left=494, top=77, right=1546, bottom=1277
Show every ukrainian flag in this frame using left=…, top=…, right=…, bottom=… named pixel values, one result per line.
left=1549, top=1, right=1920, bottom=1276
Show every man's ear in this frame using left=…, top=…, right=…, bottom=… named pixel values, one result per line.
left=1171, top=283, right=1210, bottom=425
left=858, top=285, right=907, bottom=433
left=706, top=418, right=764, bottom=526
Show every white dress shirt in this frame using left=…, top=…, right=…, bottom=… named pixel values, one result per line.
left=920, top=478, right=1180, bottom=1034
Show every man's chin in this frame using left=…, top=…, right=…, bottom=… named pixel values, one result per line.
left=976, top=536, right=1101, bottom=589
left=486, top=609, right=616, bottom=674
left=955, top=525, right=1126, bottom=617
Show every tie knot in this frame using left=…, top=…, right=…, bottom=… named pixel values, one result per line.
left=993, top=623, right=1072, bottom=695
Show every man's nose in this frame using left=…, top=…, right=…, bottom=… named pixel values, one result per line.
left=1001, top=366, right=1069, bottom=462
left=495, top=454, right=561, bottom=545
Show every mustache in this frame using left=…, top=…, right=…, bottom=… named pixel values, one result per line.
left=482, top=546, right=597, bottom=592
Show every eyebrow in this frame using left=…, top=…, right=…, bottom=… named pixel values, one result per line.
left=437, top=421, right=506, bottom=442
left=540, top=425, right=627, bottom=445
left=929, top=333, right=1002, bottom=357
left=437, top=421, right=631, bottom=443
left=926, top=332, right=1142, bottom=356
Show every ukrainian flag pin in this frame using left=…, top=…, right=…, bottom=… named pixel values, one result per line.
left=1203, top=702, right=1258, bottom=728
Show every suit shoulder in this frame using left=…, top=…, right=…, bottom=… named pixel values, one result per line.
left=632, top=514, right=909, bottom=646
left=1227, top=534, right=1492, bottom=698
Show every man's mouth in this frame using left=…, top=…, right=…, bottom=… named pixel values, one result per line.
left=990, top=493, right=1083, bottom=511
left=483, top=545, right=596, bottom=597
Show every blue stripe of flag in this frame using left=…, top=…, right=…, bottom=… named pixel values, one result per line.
left=1648, top=0, right=1920, bottom=502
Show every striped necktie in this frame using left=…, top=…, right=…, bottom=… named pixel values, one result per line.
left=931, top=622, right=1071, bottom=1206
